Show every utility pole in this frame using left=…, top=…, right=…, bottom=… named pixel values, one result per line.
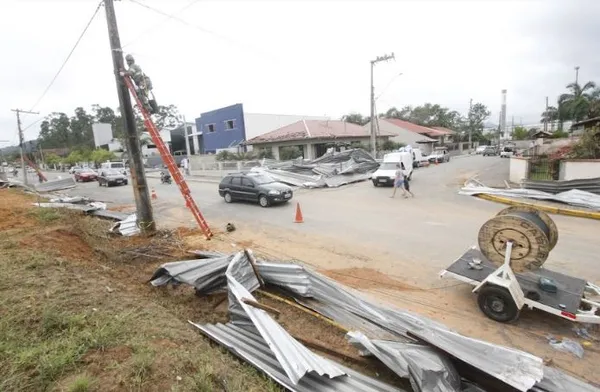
left=370, top=52, right=395, bottom=158
left=468, top=99, right=473, bottom=153
left=11, top=109, right=38, bottom=185
left=182, top=115, right=191, bottom=157
left=104, top=0, right=155, bottom=233
left=544, top=96, right=549, bottom=133
left=575, top=66, right=580, bottom=85
left=511, top=116, right=515, bottom=138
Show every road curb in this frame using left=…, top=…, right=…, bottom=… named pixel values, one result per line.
left=475, top=193, right=600, bottom=220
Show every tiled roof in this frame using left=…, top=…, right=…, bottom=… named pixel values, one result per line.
left=382, top=119, right=447, bottom=137
left=246, top=120, right=393, bottom=144
left=431, top=126, right=456, bottom=135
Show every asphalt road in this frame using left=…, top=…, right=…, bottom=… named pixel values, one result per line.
left=40, top=155, right=600, bottom=287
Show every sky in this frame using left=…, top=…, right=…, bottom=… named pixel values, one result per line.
left=1, top=0, right=599, bottom=146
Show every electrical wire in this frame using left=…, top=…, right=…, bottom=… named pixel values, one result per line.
left=127, top=0, right=277, bottom=62
left=122, top=0, right=201, bottom=48
left=28, top=1, right=103, bottom=112
left=375, top=71, right=404, bottom=101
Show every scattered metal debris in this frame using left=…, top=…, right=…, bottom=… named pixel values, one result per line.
left=32, top=202, right=105, bottom=212
left=150, top=251, right=598, bottom=392
left=34, top=177, right=76, bottom=192
left=109, top=213, right=140, bottom=236
left=547, top=336, right=584, bottom=358
left=460, top=179, right=600, bottom=210
left=190, top=322, right=406, bottom=392
left=251, top=149, right=380, bottom=188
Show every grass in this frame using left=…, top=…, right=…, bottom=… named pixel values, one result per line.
left=0, top=189, right=281, bottom=392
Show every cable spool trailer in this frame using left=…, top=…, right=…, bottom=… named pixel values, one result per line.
left=441, top=206, right=600, bottom=323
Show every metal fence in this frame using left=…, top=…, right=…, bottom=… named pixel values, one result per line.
left=527, top=157, right=560, bottom=181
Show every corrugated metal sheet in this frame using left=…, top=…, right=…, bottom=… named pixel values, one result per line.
left=459, top=181, right=600, bottom=210
left=190, top=322, right=406, bottom=392
left=347, top=331, right=461, bottom=392
left=533, top=366, right=600, bottom=392
left=256, top=262, right=545, bottom=392
left=149, top=255, right=233, bottom=292
left=32, top=202, right=99, bottom=212
left=34, top=177, right=76, bottom=192
left=88, top=209, right=131, bottom=221
left=522, top=177, right=600, bottom=195
left=225, top=254, right=345, bottom=384
left=109, top=213, right=140, bottom=236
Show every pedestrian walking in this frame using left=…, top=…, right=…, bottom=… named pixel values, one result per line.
left=390, top=163, right=408, bottom=198
left=182, top=157, right=190, bottom=176
left=403, top=173, right=414, bottom=198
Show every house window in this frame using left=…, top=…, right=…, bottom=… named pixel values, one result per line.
left=225, top=120, right=235, bottom=130
left=206, top=124, right=215, bottom=133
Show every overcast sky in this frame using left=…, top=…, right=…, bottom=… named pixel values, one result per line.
left=1, top=0, right=598, bottom=145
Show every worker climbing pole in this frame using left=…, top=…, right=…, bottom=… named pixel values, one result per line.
left=122, top=74, right=213, bottom=239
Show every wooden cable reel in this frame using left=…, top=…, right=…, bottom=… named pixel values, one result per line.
left=478, top=206, right=559, bottom=272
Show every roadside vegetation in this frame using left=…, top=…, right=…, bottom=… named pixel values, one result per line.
left=0, top=190, right=280, bottom=392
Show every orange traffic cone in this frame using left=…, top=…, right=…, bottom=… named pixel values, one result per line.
left=294, top=202, right=304, bottom=223
left=151, top=188, right=157, bottom=200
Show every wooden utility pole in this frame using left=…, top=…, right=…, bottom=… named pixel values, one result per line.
left=468, top=99, right=473, bottom=153
left=369, top=53, right=394, bottom=158
left=544, top=96, right=549, bottom=133
left=104, top=0, right=155, bottom=233
left=11, top=108, right=38, bottom=185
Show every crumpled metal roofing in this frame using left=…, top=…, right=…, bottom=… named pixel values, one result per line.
left=225, top=252, right=345, bottom=384
left=149, top=254, right=234, bottom=293
left=251, top=148, right=380, bottom=188
left=190, top=322, right=406, bottom=392
left=256, top=261, right=545, bottom=391
left=533, top=366, right=600, bottom=392
left=109, top=213, right=140, bottom=236
left=459, top=180, right=600, bottom=210
left=347, top=331, right=461, bottom=392
left=34, top=177, right=76, bottom=192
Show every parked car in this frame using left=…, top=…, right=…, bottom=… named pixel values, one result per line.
left=98, top=169, right=128, bottom=187
left=218, top=172, right=293, bottom=207
left=74, top=168, right=97, bottom=182
left=428, top=148, right=450, bottom=163
left=500, top=146, right=515, bottom=158
left=475, top=146, right=487, bottom=154
left=482, top=146, right=498, bottom=156
left=69, top=166, right=82, bottom=174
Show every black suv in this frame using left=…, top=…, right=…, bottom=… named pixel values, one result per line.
left=218, top=172, right=293, bottom=207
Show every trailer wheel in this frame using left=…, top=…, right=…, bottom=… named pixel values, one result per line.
left=477, top=285, right=519, bottom=322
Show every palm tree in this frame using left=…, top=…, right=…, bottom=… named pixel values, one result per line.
left=540, top=106, right=559, bottom=132
left=588, top=87, right=600, bottom=118
left=558, top=81, right=597, bottom=122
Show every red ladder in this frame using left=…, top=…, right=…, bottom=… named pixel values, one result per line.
left=23, top=155, right=47, bottom=182
left=122, top=75, right=213, bottom=239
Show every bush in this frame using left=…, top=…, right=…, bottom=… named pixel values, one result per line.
left=381, top=140, right=406, bottom=151
left=569, top=127, right=600, bottom=159
left=279, top=146, right=303, bottom=160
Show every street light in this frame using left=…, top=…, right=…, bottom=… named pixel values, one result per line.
left=370, top=53, right=395, bottom=157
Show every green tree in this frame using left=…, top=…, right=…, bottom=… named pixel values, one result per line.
left=45, top=153, right=62, bottom=166
left=381, top=140, right=405, bottom=151
left=279, top=146, right=303, bottom=160
left=90, top=149, right=116, bottom=166
left=39, top=112, right=71, bottom=148
left=512, top=126, right=529, bottom=140
left=558, top=81, right=597, bottom=122
left=64, top=151, right=83, bottom=166
left=69, top=107, right=95, bottom=148
left=540, top=106, right=559, bottom=132
left=341, top=113, right=369, bottom=126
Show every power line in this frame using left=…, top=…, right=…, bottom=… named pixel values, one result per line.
left=29, top=1, right=103, bottom=111
left=122, top=0, right=201, bottom=48
left=127, top=0, right=277, bottom=62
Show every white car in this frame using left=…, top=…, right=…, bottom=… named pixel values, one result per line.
left=475, top=146, right=487, bottom=154
left=500, top=147, right=515, bottom=158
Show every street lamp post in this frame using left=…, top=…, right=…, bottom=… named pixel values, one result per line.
left=370, top=53, right=395, bottom=158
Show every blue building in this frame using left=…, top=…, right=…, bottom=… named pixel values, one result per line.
left=195, top=104, right=245, bottom=154
left=195, top=104, right=330, bottom=154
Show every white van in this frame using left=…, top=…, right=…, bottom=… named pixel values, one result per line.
left=100, top=161, right=127, bottom=175
left=371, top=152, right=413, bottom=187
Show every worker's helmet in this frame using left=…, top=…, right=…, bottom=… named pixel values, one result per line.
left=125, top=54, right=135, bottom=64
